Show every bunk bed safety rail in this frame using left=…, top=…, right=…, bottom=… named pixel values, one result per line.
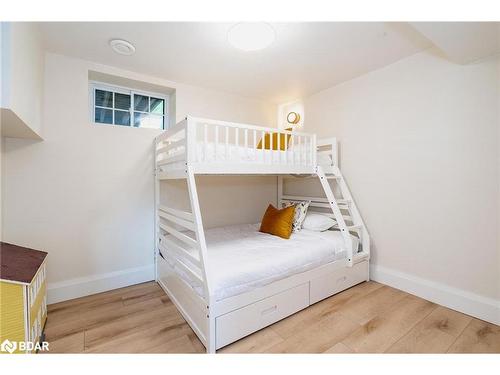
left=186, top=116, right=317, bottom=167
left=317, top=137, right=338, bottom=169
left=156, top=203, right=210, bottom=301
left=155, top=119, right=189, bottom=177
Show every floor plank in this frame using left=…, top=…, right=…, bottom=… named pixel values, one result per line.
left=43, top=281, right=499, bottom=354
left=187, top=332, right=206, bottom=353
left=336, top=285, right=408, bottom=325
left=342, top=294, right=437, bottom=353
left=48, top=282, right=159, bottom=315
left=144, top=335, right=200, bottom=353
left=45, top=294, right=167, bottom=342
left=323, top=342, right=355, bottom=353
left=271, top=281, right=382, bottom=340
left=266, top=311, right=360, bottom=353
left=219, top=328, right=284, bottom=353
left=84, top=303, right=181, bottom=349
left=447, top=318, right=500, bottom=353
left=386, top=306, right=472, bottom=353
left=41, top=331, right=85, bottom=354
left=85, top=319, right=194, bottom=353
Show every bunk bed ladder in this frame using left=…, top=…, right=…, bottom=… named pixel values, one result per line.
left=316, top=166, right=355, bottom=266
left=321, top=166, right=370, bottom=264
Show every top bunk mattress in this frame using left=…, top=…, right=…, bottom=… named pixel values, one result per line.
left=164, top=223, right=358, bottom=302
left=161, top=142, right=332, bottom=173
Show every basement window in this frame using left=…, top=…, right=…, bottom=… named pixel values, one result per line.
left=91, top=82, right=167, bottom=129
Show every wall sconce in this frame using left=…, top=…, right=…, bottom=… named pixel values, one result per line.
left=286, top=111, right=301, bottom=125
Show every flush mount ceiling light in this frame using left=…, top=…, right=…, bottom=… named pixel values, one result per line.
left=227, top=23, right=276, bottom=51
left=109, top=39, right=136, bottom=56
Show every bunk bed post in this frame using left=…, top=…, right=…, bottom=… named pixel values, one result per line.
left=185, top=116, right=197, bottom=164
left=331, top=138, right=338, bottom=167
left=154, top=138, right=160, bottom=281
left=207, top=313, right=216, bottom=353
left=312, top=134, right=317, bottom=166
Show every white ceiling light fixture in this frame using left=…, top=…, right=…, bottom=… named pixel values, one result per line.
left=227, top=23, right=276, bottom=51
left=109, top=39, right=136, bottom=56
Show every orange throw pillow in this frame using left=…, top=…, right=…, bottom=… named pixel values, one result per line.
left=259, top=204, right=295, bottom=239
left=257, top=128, right=293, bottom=151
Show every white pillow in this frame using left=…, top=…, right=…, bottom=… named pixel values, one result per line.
left=302, top=213, right=336, bottom=232
left=282, top=200, right=310, bottom=232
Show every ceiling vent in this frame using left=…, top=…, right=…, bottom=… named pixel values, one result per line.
left=109, top=39, right=136, bottom=56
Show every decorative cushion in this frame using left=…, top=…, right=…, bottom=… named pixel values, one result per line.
left=282, top=200, right=311, bottom=232
left=257, top=128, right=293, bottom=151
left=302, top=213, right=337, bottom=232
left=259, top=204, right=295, bottom=239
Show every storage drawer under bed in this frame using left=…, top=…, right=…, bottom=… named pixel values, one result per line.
left=309, top=259, right=368, bottom=304
left=215, top=282, right=310, bottom=349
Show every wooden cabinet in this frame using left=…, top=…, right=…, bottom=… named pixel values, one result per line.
left=0, top=242, right=48, bottom=354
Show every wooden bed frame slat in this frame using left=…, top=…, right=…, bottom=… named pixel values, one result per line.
left=158, top=222, right=198, bottom=249
left=158, top=205, right=194, bottom=222
left=158, top=210, right=196, bottom=232
left=159, top=234, right=201, bottom=268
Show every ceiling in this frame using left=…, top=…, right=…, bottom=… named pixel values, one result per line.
left=38, top=22, right=433, bottom=103
left=37, top=22, right=495, bottom=103
left=410, top=22, right=500, bottom=64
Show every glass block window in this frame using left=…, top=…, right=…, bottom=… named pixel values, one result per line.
left=92, top=83, right=167, bottom=129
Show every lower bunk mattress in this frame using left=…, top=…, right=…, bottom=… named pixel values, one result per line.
left=163, top=223, right=359, bottom=302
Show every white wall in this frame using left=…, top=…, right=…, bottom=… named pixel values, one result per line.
left=300, top=48, right=499, bottom=320
left=1, top=22, right=44, bottom=138
left=2, top=53, right=276, bottom=303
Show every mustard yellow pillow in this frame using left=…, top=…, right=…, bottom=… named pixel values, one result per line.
left=259, top=204, right=295, bottom=239
left=257, top=128, right=293, bottom=151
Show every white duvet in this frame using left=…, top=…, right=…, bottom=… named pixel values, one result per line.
left=196, top=142, right=333, bottom=165
left=161, top=141, right=334, bottom=173
left=164, top=223, right=358, bottom=301
left=196, top=142, right=288, bottom=163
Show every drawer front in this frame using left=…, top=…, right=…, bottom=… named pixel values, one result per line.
left=216, top=283, right=309, bottom=349
left=310, top=260, right=368, bottom=304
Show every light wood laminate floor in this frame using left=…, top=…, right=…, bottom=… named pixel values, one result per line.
left=43, top=281, right=500, bottom=354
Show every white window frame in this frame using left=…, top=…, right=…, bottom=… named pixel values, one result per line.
left=90, top=81, right=169, bottom=130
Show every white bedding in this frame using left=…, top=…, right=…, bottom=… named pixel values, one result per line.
left=196, top=142, right=288, bottom=163
left=161, top=141, right=332, bottom=173
left=164, top=223, right=359, bottom=301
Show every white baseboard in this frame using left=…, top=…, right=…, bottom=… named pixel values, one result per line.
left=47, top=264, right=155, bottom=304
left=370, top=264, right=500, bottom=325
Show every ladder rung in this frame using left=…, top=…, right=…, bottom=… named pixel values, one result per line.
left=347, top=224, right=362, bottom=230
left=335, top=224, right=362, bottom=231
left=282, top=195, right=350, bottom=205
left=326, top=175, right=341, bottom=179
left=336, top=199, right=351, bottom=205
left=282, top=195, right=328, bottom=203
left=158, top=205, right=194, bottom=222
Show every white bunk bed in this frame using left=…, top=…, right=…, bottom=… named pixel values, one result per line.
left=154, top=116, right=370, bottom=353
